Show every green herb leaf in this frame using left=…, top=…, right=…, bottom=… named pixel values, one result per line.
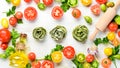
left=26, top=63, right=31, bottom=68
left=11, top=29, right=20, bottom=47
left=94, top=37, right=109, bottom=46
left=44, top=54, right=52, bottom=61
left=51, top=44, right=64, bottom=52
left=103, top=37, right=109, bottom=44
left=17, top=19, right=23, bottom=24
left=6, top=6, right=16, bottom=16
left=94, top=38, right=102, bottom=46
left=6, top=0, right=11, bottom=3
left=60, top=3, right=70, bottom=12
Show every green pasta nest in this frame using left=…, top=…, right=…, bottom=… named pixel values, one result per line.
left=50, top=25, right=67, bottom=42
left=72, top=25, right=88, bottom=42
left=32, top=27, right=46, bottom=40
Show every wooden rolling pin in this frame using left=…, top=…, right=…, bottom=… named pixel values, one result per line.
left=90, top=0, right=120, bottom=40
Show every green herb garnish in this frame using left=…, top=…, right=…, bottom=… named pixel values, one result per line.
left=94, top=37, right=109, bottom=46
left=11, top=29, right=20, bottom=47
left=6, top=6, right=16, bottom=16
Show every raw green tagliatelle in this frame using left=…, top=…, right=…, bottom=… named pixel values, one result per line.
left=32, top=27, right=46, bottom=40
left=72, top=25, right=88, bottom=42
left=50, top=25, right=67, bottom=41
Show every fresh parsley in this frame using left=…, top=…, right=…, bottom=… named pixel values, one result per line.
left=17, top=19, right=23, bottom=24
left=94, top=37, right=109, bottom=46
left=6, top=6, right=16, bottom=16
left=11, top=29, right=20, bottom=47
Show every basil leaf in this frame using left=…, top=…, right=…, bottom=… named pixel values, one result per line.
left=44, top=54, right=52, bottom=61
left=17, top=19, right=23, bottom=24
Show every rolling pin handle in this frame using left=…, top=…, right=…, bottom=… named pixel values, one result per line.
left=89, top=28, right=99, bottom=41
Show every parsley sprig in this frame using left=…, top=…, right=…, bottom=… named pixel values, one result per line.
left=94, top=37, right=109, bottom=46
left=5, top=6, right=16, bottom=16
left=11, top=29, right=20, bottom=47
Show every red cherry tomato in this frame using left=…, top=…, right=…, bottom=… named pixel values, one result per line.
left=0, top=29, right=11, bottom=43
left=15, top=11, right=23, bottom=19
left=43, top=0, right=53, bottom=6
left=118, top=31, right=120, bottom=37
left=51, top=6, right=64, bottom=20
left=91, top=4, right=101, bottom=15
left=101, top=58, right=111, bottom=68
left=28, top=52, right=36, bottom=61
left=9, top=17, right=17, bottom=27
left=1, top=43, right=8, bottom=50
left=24, top=7, right=37, bottom=21
left=86, top=54, right=94, bottom=63
left=34, top=0, right=40, bottom=4
left=108, top=22, right=118, bottom=32
left=32, top=61, right=41, bottom=68
left=72, top=8, right=81, bottom=18
left=42, top=60, right=54, bottom=68
left=24, top=0, right=31, bottom=3
left=63, top=46, right=75, bottom=59
left=96, top=0, right=107, bottom=4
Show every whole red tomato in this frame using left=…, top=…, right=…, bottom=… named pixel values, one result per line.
left=0, top=29, right=11, bottom=43
left=1, top=43, right=8, bottom=50
left=15, top=11, right=23, bottom=19
left=72, top=8, right=81, bottom=18
left=9, top=17, right=17, bottom=27
left=108, top=22, right=118, bottom=32
left=32, top=61, right=41, bottom=68
left=28, top=52, right=36, bottom=61
left=86, top=54, right=94, bottom=63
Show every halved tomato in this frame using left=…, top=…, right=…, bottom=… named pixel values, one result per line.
left=51, top=51, right=63, bottom=63
left=24, top=7, right=37, bottom=21
left=63, top=46, right=75, bottom=59
left=43, top=0, right=53, bottom=6
left=42, top=60, right=54, bottom=68
left=91, top=4, right=101, bottom=15
left=96, top=0, right=107, bottom=4
left=51, top=6, right=64, bottom=20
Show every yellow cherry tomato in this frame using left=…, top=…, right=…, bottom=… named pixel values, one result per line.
left=112, top=38, right=120, bottom=47
left=107, top=32, right=115, bottom=41
left=1, top=18, right=9, bottom=28
left=51, top=51, right=63, bottom=63
left=81, top=0, right=92, bottom=6
left=104, top=47, right=112, bottom=56
left=11, top=0, right=21, bottom=6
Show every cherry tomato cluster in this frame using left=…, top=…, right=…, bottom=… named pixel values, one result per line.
left=107, top=22, right=120, bottom=47
left=28, top=52, right=54, bottom=68
left=0, top=29, right=11, bottom=50
left=9, top=11, right=23, bottom=27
